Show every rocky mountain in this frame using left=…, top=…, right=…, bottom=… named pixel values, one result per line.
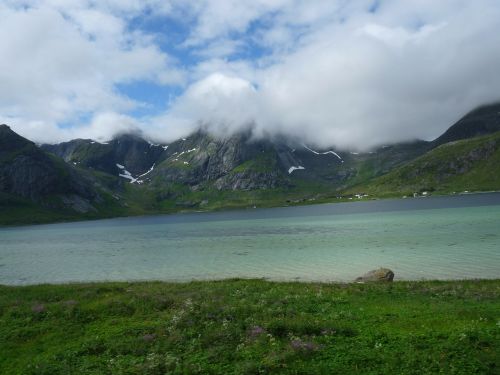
left=2, top=102, right=500, bottom=225
left=0, top=125, right=129, bottom=224
left=0, top=124, right=98, bottom=205
left=40, top=129, right=429, bottom=194
left=432, top=102, right=500, bottom=146
left=41, top=133, right=166, bottom=177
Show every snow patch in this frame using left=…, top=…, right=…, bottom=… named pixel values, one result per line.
left=162, top=145, right=169, bottom=150
left=288, top=166, right=305, bottom=174
left=303, top=144, right=343, bottom=162
left=137, top=163, right=155, bottom=178
left=119, top=169, right=138, bottom=184
left=117, top=164, right=147, bottom=184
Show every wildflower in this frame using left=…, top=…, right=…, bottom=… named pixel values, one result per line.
left=290, top=339, right=318, bottom=352
left=248, top=325, right=265, bottom=338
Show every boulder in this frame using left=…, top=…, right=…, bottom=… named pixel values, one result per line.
left=355, top=268, right=394, bottom=282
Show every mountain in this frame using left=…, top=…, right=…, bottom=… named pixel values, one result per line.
left=432, top=102, right=500, bottom=146
left=349, top=131, right=500, bottom=197
left=0, top=125, right=128, bottom=224
left=41, top=133, right=166, bottom=177
left=346, top=102, right=500, bottom=197
left=41, top=129, right=429, bottom=193
left=2, top=102, right=500, bottom=225
left=0, top=124, right=96, bottom=203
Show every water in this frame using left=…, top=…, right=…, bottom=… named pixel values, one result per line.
left=1, top=193, right=499, bottom=285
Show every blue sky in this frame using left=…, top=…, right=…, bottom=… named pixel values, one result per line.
left=1, top=1, right=500, bottom=150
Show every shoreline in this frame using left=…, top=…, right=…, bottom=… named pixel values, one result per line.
left=3, top=189, right=500, bottom=228
left=2, top=276, right=500, bottom=288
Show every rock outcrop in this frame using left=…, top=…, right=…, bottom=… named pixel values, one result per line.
left=355, top=268, right=395, bottom=282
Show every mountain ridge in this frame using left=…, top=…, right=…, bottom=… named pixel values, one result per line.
left=2, top=102, right=500, bottom=225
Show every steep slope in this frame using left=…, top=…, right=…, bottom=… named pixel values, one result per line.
left=0, top=125, right=97, bottom=203
left=349, top=131, right=500, bottom=197
left=40, top=128, right=434, bottom=211
left=42, top=133, right=166, bottom=177
left=149, top=131, right=290, bottom=189
left=0, top=125, right=127, bottom=224
left=41, top=126, right=433, bottom=196
left=433, top=102, right=500, bottom=146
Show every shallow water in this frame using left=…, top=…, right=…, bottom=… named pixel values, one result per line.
left=1, top=193, right=500, bottom=284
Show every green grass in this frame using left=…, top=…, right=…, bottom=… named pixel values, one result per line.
left=1, top=279, right=499, bottom=374
left=347, top=132, right=500, bottom=198
left=232, top=152, right=278, bottom=174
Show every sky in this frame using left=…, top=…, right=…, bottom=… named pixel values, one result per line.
left=1, top=0, right=500, bottom=150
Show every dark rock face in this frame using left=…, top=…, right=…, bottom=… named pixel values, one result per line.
left=0, top=124, right=99, bottom=211
left=1, top=153, right=63, bottom=200
left=433, top=102, right=500, bottom=146
left=355, top=268, right=395, bottom=282
left=406, top=138, right=499, bottom=182
left=214, top=170, right=288, bottom=190
left=38, top=127, right=433, bottom=193
left=150, top=131, right=292, bottom=189
left=42, top=133, right=166, bottom=177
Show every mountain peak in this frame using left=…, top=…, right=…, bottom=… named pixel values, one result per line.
left=433, top=102, right=500, bottom=146
left=0, top=123, right=35, bottom=154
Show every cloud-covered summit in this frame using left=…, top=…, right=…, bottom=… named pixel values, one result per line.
left=2, top=1, right=500, bottom=150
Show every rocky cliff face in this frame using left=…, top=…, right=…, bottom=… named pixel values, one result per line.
left=40, top=128, right=429, bottom=192
left=149, top=131, right=291, bottom=190
left=0, top=124, right=101, bottom=212
left=42, top=133, right=166, bottom=176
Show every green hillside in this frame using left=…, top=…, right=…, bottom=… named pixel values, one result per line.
left=348, top=131, right=500, bottom=197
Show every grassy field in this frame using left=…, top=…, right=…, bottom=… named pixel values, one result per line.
left=1, top=279, right=499, bottom=374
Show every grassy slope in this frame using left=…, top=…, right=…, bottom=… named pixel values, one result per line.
left=347, top=132, right=500, bottom=198
left=0, top=280, right=498, bottom=374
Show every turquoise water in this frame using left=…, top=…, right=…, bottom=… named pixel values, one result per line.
left=1, top=194, right=499, bottom=284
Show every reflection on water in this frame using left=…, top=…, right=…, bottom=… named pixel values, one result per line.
left=1, top=193, right=500, bottom=284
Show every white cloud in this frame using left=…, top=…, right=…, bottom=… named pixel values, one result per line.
left=149, top=0, right=500, bottom=150
left=0, top=1, right=182, bottom=142
left=1, top=112, right=140, bottom=144
left=148, top=73, right=258, bottom=141
left=2, top=1, right=500, bottom=150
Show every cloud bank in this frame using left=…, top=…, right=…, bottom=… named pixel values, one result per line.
left=2, top=1, right=500, bottom=150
